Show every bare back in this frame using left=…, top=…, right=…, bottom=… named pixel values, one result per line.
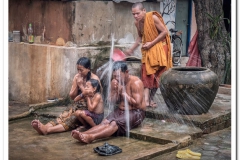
left=118, top=75, right=146, bottom=111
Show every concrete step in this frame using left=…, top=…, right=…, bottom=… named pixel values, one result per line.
left=9, top=85, right=231, bottom=160
left=130, top=118, right=203, bottom=148
left=146, top=91, right=231, bottom=134
left=10, top=117, right=178, bottom=160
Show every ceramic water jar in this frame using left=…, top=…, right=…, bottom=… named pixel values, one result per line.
left=160, top=67, right=219, bottom=115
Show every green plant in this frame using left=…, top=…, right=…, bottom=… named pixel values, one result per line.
left=205, top=12, right=231, bottom=84
left=205, top=13, right=230, bottom=39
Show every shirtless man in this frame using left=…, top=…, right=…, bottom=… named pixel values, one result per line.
left=71, top=61, right=146, bottom=143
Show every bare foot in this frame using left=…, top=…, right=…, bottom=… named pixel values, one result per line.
left=31, top=120, right=43, bottom=135
left=149, top=101, right=157, bottom=108
left=37, top=120, right=49, bottom=135
left=71, top=130, right=83, bottom=142
left=79, top=133, right=94, bottom=144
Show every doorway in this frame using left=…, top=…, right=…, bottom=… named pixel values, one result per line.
left=175, top=0, right=191, bottom=56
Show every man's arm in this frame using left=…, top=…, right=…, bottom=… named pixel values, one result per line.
left=125, top=22, right=142, bottom=55
left=142, top=14, right=168, bottom=50
left=122, top=80, right=145, bottom=110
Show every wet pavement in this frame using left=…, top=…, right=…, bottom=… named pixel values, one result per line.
left=8, top=86, right=232, bottom=160
left=150, top=127, right=231, bottom=160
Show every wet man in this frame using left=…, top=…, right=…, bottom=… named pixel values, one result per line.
left=71, top=61, right=146, bottom=143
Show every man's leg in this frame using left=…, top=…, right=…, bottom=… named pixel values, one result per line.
left=71, top=119, right=109, bottom=139
left=149, top=88, right=158, bottom=107
left=71, top=122, right=108, bottom=142
left=144, top=88, right=150, bottom=106
left=77, top=121, right=118, bottom=143
left=141, top=64, right=150, bottom=106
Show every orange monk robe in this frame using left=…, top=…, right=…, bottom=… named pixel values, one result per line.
left=141, top=11, right=172, bottom=75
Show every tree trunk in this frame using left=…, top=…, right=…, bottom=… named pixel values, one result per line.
left=193, top=0, right=230, bottom=84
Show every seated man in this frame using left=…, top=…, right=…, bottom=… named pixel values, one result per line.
left=71, top=61, right=146, bottom=143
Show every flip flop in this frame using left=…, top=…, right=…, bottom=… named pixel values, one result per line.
left=176, top=153, right=201, bottom=159
left=93, top=142, right=122, bottom=156
left=177, top=149, right=201, bottom=156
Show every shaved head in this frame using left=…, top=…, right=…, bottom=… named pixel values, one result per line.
left=132, top=2, right=144, bottom=10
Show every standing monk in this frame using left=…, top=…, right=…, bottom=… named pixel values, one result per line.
left=125, top=2, right=172, bottom=107
left=71, top=61, right=146, bottom=143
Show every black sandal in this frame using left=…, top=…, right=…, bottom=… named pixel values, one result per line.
left=93, top=142, right=122, bottom=156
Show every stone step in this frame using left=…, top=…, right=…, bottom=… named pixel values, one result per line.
left=130, top=118, right=203, bottom=148
left=9, top=85, right=231, bottom=160
left=90, top=137, right=178, bottom=160
left=146, top=91, right=231, bottom=134
left=10, top=116, right=179, bottom=160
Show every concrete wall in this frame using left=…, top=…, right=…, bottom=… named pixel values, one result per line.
left=9, top=42, right=142, bottom=103
left=8, top=1, right=161, bottom=103
left=8, top=42, right=115, bottom=103
left=9, top=0, right=160, bottom=46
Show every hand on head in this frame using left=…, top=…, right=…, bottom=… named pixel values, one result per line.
left=111, top=79, right=118, bottom=90
left=111, top=79, right=124, bottom=94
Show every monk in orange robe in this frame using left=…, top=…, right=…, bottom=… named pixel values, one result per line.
left=125, top=2, right=172, bottom=107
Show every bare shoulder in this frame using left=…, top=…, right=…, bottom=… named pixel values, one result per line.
left=131, top=75, right=141, bottom=81
left=130, top=75, right=143, bottom=86
left=152, top=14, right=161, bottom=23
left=95, top=92, right=102, bottom=98
left=90, top=93, right=102, bottom=104
left=91, top=73, right=100, bottom=80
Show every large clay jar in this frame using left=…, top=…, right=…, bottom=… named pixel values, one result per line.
left=160, top=67, right=219, bottom=115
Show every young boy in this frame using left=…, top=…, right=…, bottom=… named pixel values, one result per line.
left=31, top=79, right=103, bottom=135
left=74, top=79, right=104, bottom=130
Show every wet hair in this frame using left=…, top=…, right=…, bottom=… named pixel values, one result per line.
left=88, top=79, right=101, bottom=93
left=112, top=61, right=128, bottom=73
left=77, top=57, right=91, bottom=69
left=132, top=2, right=144, bottom=10
left=76, top=57, right=91, bottom=81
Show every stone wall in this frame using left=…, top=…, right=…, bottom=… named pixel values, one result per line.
left=9, top=0, right=160, bottom=46
left=8, top=42, right=114, bottom=103
left=9, top=42, right=142, bottom=103
left=9, top=1, right=160, bottom=103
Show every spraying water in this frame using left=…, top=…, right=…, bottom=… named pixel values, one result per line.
left=96, top=34, right=130, bottom=137
left=122, top=86, right=130, bottom=137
